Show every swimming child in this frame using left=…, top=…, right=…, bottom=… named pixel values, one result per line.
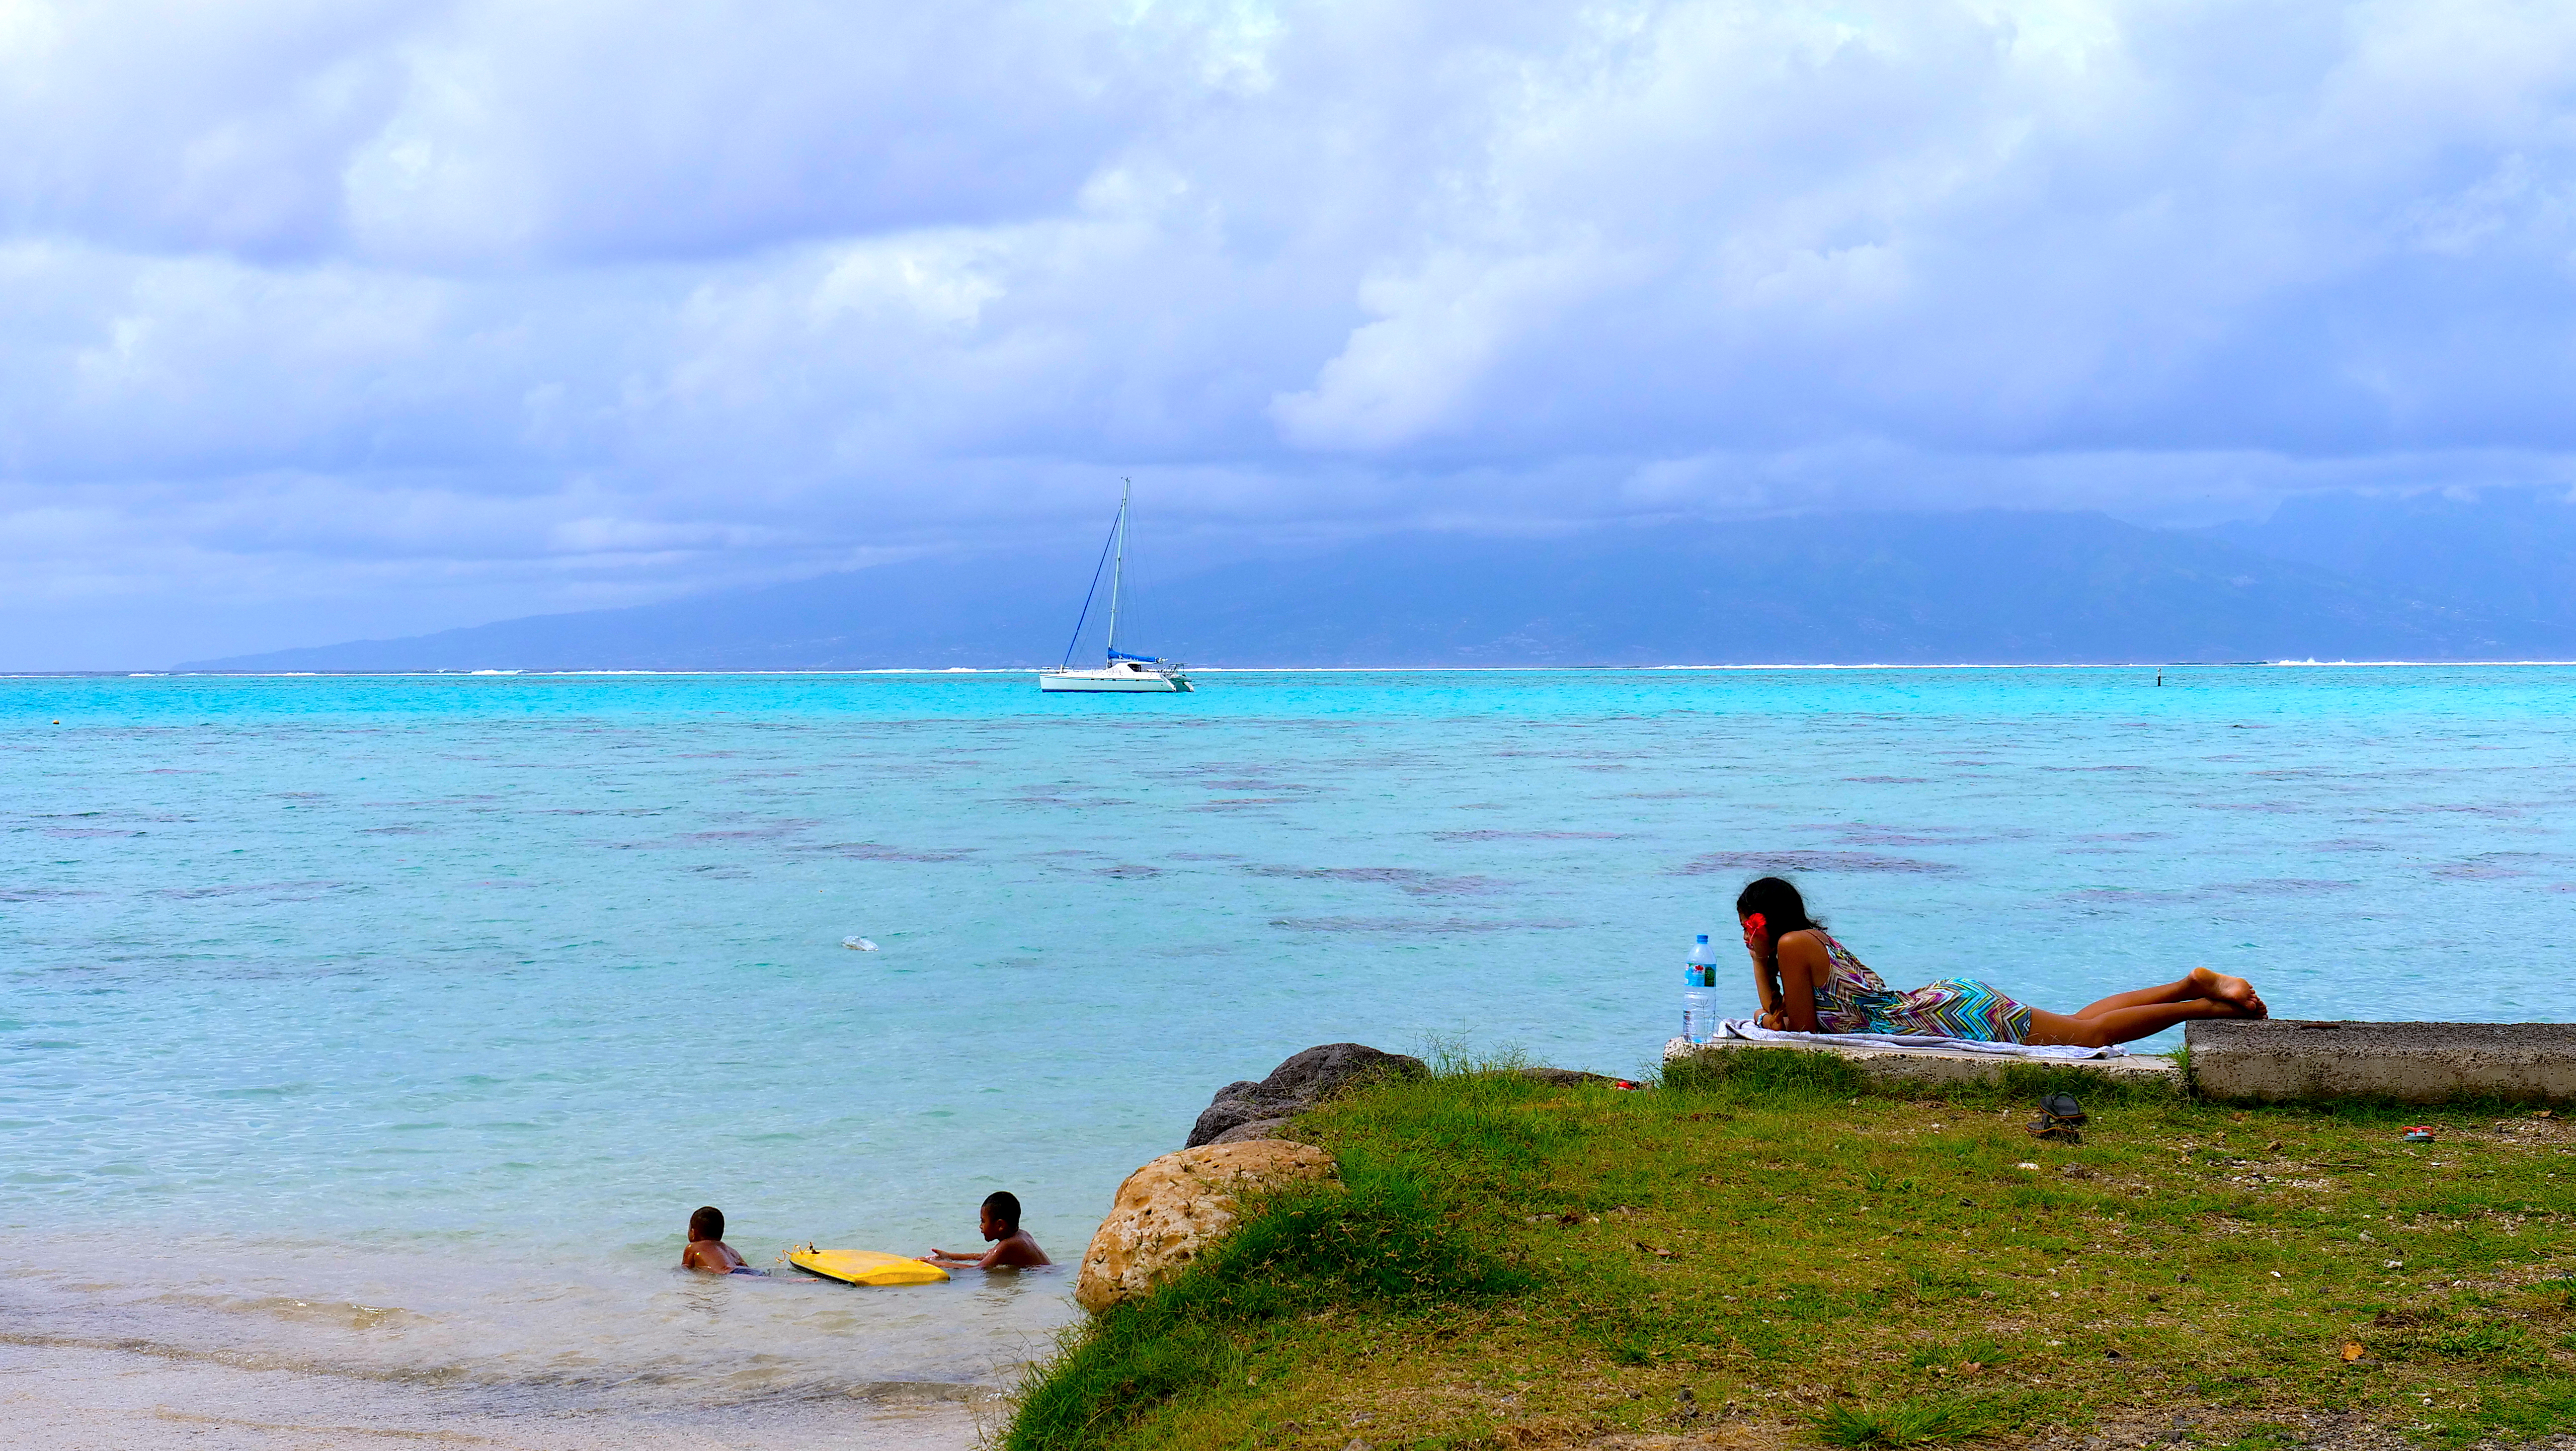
left=680, top=1205, right=757, bottom=1274
left=921, top=1192, right=1050, bottom=1270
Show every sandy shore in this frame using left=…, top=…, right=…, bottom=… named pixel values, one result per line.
left=0, top=1340, right=991, bottom=1451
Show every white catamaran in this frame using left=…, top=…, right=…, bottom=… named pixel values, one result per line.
left=1039, top=482, right=1193, bottom=693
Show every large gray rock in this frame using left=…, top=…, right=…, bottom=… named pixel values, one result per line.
left=1184, top=1043, right=1429, bottom=1147
left=2188, top=1019, right=2576, bottom=1104
left=1208, top=1117, right=1298, bottom=1146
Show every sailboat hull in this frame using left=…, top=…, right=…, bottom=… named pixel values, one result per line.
left=1039, top=670, right=1192, bottom=693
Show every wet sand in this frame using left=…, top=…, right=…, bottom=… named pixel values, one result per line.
left=0, top=1341, right=990, bottom=1451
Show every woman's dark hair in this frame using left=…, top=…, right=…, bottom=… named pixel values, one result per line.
left=1735, top=877, right=1819, bottom=955
left=689, top=1206, right=724, bottom=1242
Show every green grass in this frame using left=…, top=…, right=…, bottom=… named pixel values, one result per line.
left=1813, top=1394, right=2015, bottom=1447
left=1006, top=1052, right=2576, bottom=1449
left=1004, top=1145, right=1535, bottom=1451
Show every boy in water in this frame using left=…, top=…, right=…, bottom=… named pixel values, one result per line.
left=921, top=1192, right=1049, bottom=1270
left=680, top=1205, right=755, bottom=1274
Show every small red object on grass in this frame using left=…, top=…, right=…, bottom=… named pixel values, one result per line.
left=2402, top=1127, right=2435, bottom=1142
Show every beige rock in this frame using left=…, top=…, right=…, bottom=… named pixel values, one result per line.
left=1074, top=1140, right=1339, bottom=1313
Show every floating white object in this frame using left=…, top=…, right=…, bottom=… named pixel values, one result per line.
left=843, top=936, right=879, bottom=951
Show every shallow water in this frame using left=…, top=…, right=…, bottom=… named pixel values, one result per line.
left=5, top=666, right=2573, bottom=1406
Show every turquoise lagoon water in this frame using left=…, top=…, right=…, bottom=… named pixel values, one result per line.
left=4, top=666, right=2574, bottom=1406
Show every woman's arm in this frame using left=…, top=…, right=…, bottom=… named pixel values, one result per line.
left=1769, top=932, right=1827, bottom=1033
left=1750, top=959, right=1780, bottom=1016
left=1746, top=939, right=1783, bottom=1029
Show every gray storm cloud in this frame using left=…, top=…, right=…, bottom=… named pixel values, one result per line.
left=5, top=0, right=2576, bottom=664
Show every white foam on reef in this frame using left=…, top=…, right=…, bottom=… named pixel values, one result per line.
left=2270, top=657, right=2576, bottom=666
left=41, top=662, right=2576, bottom=679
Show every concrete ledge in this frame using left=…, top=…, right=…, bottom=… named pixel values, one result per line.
left=1664, top=1036, right=2178, bottom=1088
left=2187, top=1019, right=2576, bottom=1105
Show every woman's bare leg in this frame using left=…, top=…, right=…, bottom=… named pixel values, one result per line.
left=2071, top=967, right=2265, bottom=1020
left=2030, top=1001, right=2215, bottom=1048
left=2070, top=977, right=2202, bottom=1017
left=2184, top=967, right=2264, bottom=1015
left=2026, top=998, right=2248, bottom=1048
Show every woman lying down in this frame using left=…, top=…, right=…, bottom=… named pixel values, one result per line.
left=1734, top=876, right=2268, bottom=1048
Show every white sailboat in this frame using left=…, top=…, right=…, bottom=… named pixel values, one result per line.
left=1039, top=482, right=1194, bottom=693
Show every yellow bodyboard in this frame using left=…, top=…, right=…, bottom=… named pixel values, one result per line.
left=787, top=1246, right=952, bottom=1286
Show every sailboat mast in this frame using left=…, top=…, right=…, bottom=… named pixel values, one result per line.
left=1105, top=479, right=1129, bottom=657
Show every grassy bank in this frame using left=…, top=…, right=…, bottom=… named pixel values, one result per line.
left=1007, top=1051, right=2576, bottom=1451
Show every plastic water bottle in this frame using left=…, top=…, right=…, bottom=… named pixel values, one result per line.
left=1682, top=933, right=1720, bottom=1043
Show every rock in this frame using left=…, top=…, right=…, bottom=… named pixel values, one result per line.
left=1518, top=1067, right=1614, bottom=1087
left=1209, top=1116, right=1299, bottom=1145
left=1184, top=1043, right=1428, bottom=1147
left=1075, top=1140, right=1340, bottom=1313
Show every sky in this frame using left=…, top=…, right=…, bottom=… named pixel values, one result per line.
left=7, top=0, right=2576, bottom=667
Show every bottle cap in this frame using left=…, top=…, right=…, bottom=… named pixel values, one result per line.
left=1695, top=934, right=1708, bottom=943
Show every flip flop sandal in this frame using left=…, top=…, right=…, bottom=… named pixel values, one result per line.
left=2040, top=1092, right=2087, bottom=1124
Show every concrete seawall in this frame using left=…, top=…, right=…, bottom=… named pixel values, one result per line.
left=2186, top=1019, right=2576, bottom=1104
left=1664, top=1036, right=2178, bottom=1087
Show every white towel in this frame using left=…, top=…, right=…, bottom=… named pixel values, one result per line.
left=1700, top=1019, right=2127, bottom=1061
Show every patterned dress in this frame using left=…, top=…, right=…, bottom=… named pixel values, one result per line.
left=1802, top=931, right=2034, bottom=1043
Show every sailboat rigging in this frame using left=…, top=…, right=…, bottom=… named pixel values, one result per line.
left=1038, top=482, right=1193, bottom=693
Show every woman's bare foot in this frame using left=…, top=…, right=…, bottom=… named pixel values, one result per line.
left=2189, top=967, right=2266, bottom=1017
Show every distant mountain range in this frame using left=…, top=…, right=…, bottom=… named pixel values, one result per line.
left=180, top=495, right=2576, bottom=671
left=2207, top=487, right=2576, bottom=633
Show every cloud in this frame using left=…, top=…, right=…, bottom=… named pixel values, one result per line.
left=6, top=0, right=2576, bottom=664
